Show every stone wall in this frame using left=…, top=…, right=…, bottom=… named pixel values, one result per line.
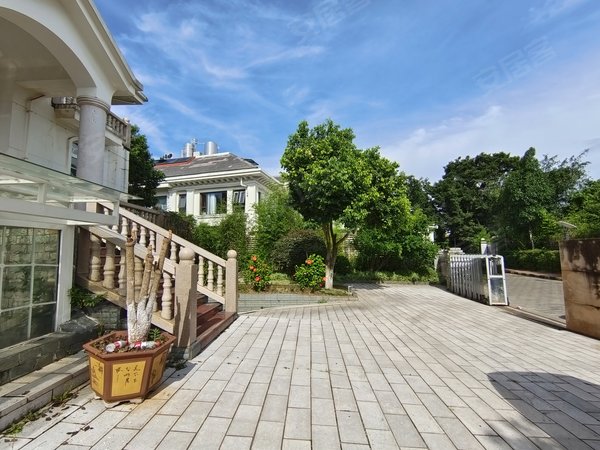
left=559, top=239, right=600, bottom=339
left=239, top=293, right=353, bottom=313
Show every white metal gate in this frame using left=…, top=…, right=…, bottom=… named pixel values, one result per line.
left=448, top=254, right=508, bottom=305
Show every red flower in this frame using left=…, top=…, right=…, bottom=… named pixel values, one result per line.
left=252, top=267, right=257, bottom=272
left=322, top=277, right=327, bottom=281
left=306, top=259, right=313, bottom=265
left=251, top=255, right=257, bottom=261
left=255, top=276, right=261, bottom=281
left=249, top=265, right=255, bottom=270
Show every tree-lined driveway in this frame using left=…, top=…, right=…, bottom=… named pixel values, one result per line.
left=505, top=274, right=565, bottom=324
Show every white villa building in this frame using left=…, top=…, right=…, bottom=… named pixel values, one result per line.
left=0, top=0, right=144, bottom=351
left=154, top=141, right=280, bottom=225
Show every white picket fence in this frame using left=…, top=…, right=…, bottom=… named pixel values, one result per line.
left=447, top=254, right=508, bottom=305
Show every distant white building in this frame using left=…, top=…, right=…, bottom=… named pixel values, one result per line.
left=154, top=142, right=280, bottom=225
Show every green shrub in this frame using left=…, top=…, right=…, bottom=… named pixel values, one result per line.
left=334, top=255, right=353, bottom=275
left=69, top=286, right=104, bottom=309
left=504, top=249, right=560, bottom=273
left=271, top=229, right=326, bottom=275
left=243, top=254, right=272, bottom=291
left=398, top=236, right=439, bottom=275
left=294, top=254, right=326, bottom=291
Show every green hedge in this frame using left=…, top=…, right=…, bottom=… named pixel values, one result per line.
left=504, top=249, right=560, bottom=273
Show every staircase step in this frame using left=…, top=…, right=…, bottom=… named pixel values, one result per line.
left=197, top=302, right=222, bottom=325
left=196, top=312, right=237, bottom=350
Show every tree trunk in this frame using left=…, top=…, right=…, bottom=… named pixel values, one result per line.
left=322, top=222, right=350, bottom=290
left=125, top=231, right=172, bottom=343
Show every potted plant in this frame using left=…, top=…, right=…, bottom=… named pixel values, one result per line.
left=83, top=231, right=175, bottom=404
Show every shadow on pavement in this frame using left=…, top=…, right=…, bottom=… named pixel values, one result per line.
left=488, top=371, right=600, bottom=448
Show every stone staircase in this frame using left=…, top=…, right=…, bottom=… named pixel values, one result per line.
left=77, top=203, right=239, bottom=359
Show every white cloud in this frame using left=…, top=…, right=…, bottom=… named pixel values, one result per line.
left=529, top=0, right=589, bottom=24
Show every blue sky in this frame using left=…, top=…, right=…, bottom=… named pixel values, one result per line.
left=96, top=0, right=600, bottom=181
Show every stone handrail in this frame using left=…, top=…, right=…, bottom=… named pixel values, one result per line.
left=100, top=203, right=236, bottom=310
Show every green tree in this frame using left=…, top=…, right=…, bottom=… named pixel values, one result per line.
left=432, top=152, right=519, bottom=251
left=253, top=185, right=307, bottom=259
left=281, top=120, right=409, bottom=288
left=128, top=125, right=164, bottom=207
left=498, top=148, right=552, bottom=249
left=566, top=179, right=600, bottom=238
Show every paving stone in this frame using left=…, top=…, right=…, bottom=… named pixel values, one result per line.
left=404, top=404, right=443, bottom=434
left=252, top=420, right=284, bottom=449
left=284, top=408, right=311, bottom=440
left=220, top=435, right=253, bottom=450
left=189, top=416, right=231, bottom=450
left=122, top=414, right=177, bottom=449
left=171, top=401, right=212, bottom=432
left=158, top=388, right=197, bottom=415
left=336, top=411, right=368, bottom=445
left=385, top=414, right=426, bottom=448
left=67, top=410, right=128, bottom=447
left=90, top=427, right=137, bottom=450
left=281, top=439, right=311, bottom=450
left=228, top=404, right=261, bottom=437
left=288, top=385, right=310, bottom=409
left=312, top=424, right=341, bottom=450
left=210, top=391, right=243, bottom=419
left=154, top=430, right=195, bottom=450
left=260, top=394, right=288, bottom=422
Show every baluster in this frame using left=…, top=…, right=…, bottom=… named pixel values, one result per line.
left=139, top=225, right=147, bottom=247
left=118, top=246, right=126, bottom=295
left=216, top=265, right=223, bottom=296
left=134, top=256, right=143, bottom=299
left=103, top=241, right=116, bottom=289
left=89, top=234, right=102, bottom=282
left=170, top=241, right=177, bottom=262
left=131, top=222, right=139, bottom=242
left=207, top=261, right=214, bottom=291
left=149, top=231, right=156, bottom=255
left=161, top=272, right=173, bottom=319
left=120, top=216, right=128, bottom=238
left=198, top=256, right=205, bottom=286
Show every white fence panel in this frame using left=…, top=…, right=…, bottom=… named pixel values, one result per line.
left=448, top=254, right=508, bottom=305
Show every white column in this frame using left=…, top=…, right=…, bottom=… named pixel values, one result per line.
left=77, top=96, right=109, bottom=185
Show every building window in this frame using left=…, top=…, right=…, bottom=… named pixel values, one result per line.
left=0, top=227, right=60, bottom=350
left=178, top=193, right=187, bottom=213
left=200, top=191, right=227, bottom=215
left=70, top=141, right=79, bottom=176
left=233, top=190, right=245, bottom=211
left=155, top=196, right=167, bottom=211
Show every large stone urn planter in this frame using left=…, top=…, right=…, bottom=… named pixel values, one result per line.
left=559, top=239, right=600, bottom=339
left=83, top=331, right=175, bottom=403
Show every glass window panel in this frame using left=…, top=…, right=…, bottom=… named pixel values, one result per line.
left=33, top=229, right=60, bottom=264
left=30, top=304, right=55, bottom=339
left=33, top=266, right=58, bottom=304
left=1, top=266, right=32, bottom=309
left=178, top=194, right=187, bottom=213
left=0, top=309, right=29, bottom=350
left=4, top=227, right=33, bottom=265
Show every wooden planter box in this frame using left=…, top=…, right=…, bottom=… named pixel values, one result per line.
left=83, top=331, right=175, bottom=403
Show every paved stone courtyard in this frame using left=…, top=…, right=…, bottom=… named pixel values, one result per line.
left=3, top=284, right=600, bottom=449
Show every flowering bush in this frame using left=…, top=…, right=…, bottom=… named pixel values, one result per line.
left=294, top=254, right=326, bottom=291
left=243, top=255, right=272, bottom=291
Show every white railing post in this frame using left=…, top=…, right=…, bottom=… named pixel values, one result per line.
left=174, top=248, right=198, bottom=351
left=225, top=250, right=238, bottom=313
left=89, top=234, right=102, bottom=282
left=103, top=241, right=116, bottom=289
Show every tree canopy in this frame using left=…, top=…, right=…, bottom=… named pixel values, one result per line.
left=281, top=119, right=413, bottom=287
left=128, top=125, right=164, bottom=207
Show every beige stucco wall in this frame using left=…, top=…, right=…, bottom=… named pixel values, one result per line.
left=560, top=239, right=600, bottom=339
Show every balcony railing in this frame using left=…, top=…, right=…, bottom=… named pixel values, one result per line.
left=51, top=97, right=131, bottom=148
